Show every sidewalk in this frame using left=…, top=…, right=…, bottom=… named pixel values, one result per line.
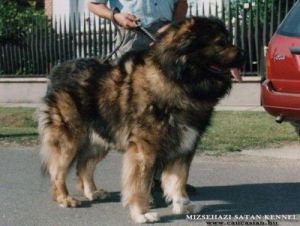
left=217, top=80, right=263, bottom=111
left=0, top=77, right=263, bottom=110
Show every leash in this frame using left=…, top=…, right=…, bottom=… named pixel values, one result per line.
left=103, top=8, right=157, bottom=63
left=102, top=27, right=126, bottom=63
left=135, top=20, right=157, bottom=42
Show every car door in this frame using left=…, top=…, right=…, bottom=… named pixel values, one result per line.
left=267, top=1, right=300, bottom=94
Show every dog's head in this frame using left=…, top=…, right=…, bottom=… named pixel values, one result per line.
left=151, top=17, right=245, bottom=84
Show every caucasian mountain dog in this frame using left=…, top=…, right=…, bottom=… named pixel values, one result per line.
left=38, top=17, right=244, bottom=223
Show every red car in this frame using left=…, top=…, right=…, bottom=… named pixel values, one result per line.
left=261, top=0, right=300, bottom=135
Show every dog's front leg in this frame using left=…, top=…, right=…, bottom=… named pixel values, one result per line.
left=122, top=141, right=159, bottom=223
left=161, top=157, right=201, bottom=215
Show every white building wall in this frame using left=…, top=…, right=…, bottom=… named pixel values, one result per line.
left=51, top=0, right=222, bottom=18
left=51, top=0, right=223, bottom=31
left=52, top=0, right=72, bottom=17
left=188, top=0, right=223, bottom=16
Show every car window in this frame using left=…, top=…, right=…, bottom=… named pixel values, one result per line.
left=278, top=1, right=300, bottom=37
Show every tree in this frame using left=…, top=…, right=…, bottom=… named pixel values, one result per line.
left=0, top=0, right=44, bottom=45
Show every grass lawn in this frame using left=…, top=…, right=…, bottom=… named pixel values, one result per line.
left=0, top=107, right=38, bottom=146
left=0, top=107, right=299, bottom=152
left=198, top=111, right=299, bottom=153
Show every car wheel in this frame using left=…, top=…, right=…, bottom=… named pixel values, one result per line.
left=290, top=121, right=300, bottom=136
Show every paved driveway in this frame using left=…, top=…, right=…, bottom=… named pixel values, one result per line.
left=0, top=146, right=299, bottom=226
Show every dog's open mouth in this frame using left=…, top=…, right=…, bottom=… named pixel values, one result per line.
left=208, top=65, right=229, bottom=74
left=209, top=65, right=242, bottom=82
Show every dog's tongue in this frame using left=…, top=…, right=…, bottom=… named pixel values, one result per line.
left=230, top=68, right=242, bottom=82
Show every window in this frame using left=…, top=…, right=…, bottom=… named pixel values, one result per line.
left=278, top=1, right=300, bottom=37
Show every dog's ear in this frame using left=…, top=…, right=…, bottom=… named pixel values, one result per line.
left=151, top=18, right=198, bottom=80
left=173, top=18, right=198, bottom=53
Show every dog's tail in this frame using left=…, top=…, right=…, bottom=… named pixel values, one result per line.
left=38, top=103, right=53, bottom=175
left=38, top=95, right=85, bottom=178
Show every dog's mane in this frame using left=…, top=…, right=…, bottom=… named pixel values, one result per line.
left=147, top=17, right=232, bottom=101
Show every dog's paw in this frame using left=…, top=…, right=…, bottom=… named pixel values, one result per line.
left=172, top=198, right=201, bottom=214
left=132, top=212, right=160, bottom=223
left=57, top=196, right=81, bottom=208
left=86, top=189, right=110, bottom=201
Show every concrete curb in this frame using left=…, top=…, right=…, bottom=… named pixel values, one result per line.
left=0, top=76, right=261, bottom=82
left=0, top=78, right=47, bottom=83
left=0, top=103, right=264, bottom=111
left=215, top=106, right=264, bottom=111
left=0, top=77, right=262, bottom=106
left=241, top=144, right=300, bottom=160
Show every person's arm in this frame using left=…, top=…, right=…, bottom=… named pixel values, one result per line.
left=157, top=0, right=187, bottom=34
left=87, top=2, right=137, bottom=29
left=173, top=0, right=188, bottom=22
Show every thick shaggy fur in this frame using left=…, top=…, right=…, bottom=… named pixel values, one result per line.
left=39, top=17, right=244, bottom=223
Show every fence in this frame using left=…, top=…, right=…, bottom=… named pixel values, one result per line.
left=0, top=0, right=297, bottom=77
left=0, top=16, right=116, bottom=76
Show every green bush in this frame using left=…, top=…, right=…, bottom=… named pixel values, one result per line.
left=0, top=0, right=44, bottom=45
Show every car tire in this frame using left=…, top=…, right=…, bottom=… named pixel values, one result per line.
left=290, top=121, right=300, bottom=136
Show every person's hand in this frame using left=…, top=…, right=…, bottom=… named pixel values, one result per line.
left=157, top=24, right=171, bottom=34
left=113, top=12, right=138, bottom=29
left=230, top=68, right=243, bottom=82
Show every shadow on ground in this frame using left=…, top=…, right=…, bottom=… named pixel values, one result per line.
left=154, top=183, right=300, bottom=222
left=93, top=183, right=300, bottom=222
